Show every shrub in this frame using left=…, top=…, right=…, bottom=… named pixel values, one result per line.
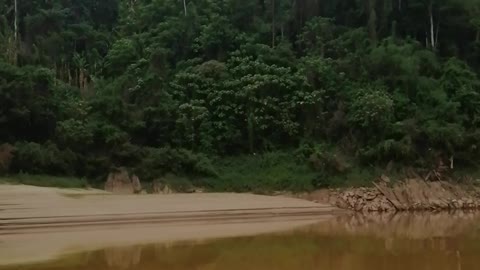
left=296, top=142, right=350, bottom=173
left=135, top=147, right=217, bottom=182
left=11, top=141, right=77, bottom=175
left=202, top=151, right=316, bottom=192
left=348, top=86, right=394, bottom=132
left=161, top=173, right=194, bottom=192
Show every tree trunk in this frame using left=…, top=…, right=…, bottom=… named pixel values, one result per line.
left=191, top=121, right=195, bottom=151
left=13, top=0, right=18, bottom=65
left=367, top=0, right=377, bottom=44
left=281, top=24, right=284, bottom=41
left=75, top=69, right=78, bottom=88
left=79, top=68, right=85, bottom=96
left=429, top=1, right=436, bottom=49
left=391, top=20, right=397, bottom=38
left=248, top=111, right=255, bottom=153
left=272, top=0, right=276, bottom=47
left=183, top=0, right=187, bottom=16
left=425, top=31, right=429, bottom=48
left=129, top=0, right=137, bottom=11
left=67, top=63, right=72, bottom=85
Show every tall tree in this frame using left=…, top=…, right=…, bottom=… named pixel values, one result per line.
left=13, top=0, right=17, bottom=64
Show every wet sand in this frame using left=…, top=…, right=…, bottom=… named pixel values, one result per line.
left=0, top=185, right=338, bottom=265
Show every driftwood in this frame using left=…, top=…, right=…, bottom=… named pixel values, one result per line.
left=371, top=178, right=480, bottom=211
left=373, top=182, right=404, bottom=210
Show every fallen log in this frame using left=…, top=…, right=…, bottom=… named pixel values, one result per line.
left=373, top=182, right=405, bottom=210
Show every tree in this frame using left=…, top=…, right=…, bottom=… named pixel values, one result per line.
left=2, top=0, right=480, bottom=182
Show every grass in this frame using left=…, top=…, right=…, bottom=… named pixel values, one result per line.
left=0, top=173, right=88, bottom=188
left=316, top=168, right=377, bottom=188
left=200, top=151, right=317, bottom=193
left=199, top=151, right=397, bottom=193
left=0, top=152, right=417, bottom=192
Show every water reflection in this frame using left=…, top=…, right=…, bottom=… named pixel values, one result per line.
left=312, top=211, right=480, bottom=238
left=3, top=212, right=480, bottom=270
left=104, top=246, right=142, bottom=269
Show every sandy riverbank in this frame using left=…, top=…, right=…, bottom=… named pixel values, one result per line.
left=0, top=184, right=338, bottom=265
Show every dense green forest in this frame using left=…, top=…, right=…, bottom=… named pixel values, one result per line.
left=1, top=0, right=480, bottom=190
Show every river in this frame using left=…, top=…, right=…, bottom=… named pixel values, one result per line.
left=2, top=211, right=479, bottom=270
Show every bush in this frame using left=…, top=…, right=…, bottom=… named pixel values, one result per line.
left=294, top=142, right=379, bottom=188
left=348, top=86, right=394, bottom=132
left=160, top=173, right=194, bottom=192
left=296, top=142, right=350, bottom=173
left=317, top=167, right=378, bottom=188
left=135, top=147, right=217, bottom=182
left=11, top=141, right=77, bottom=175
left=202, top=151, right=317, bottom=192
left=358, top=138, right=416, bottom=164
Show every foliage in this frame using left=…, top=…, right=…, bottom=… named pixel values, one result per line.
left=348, top=86, right=394, bottom=131
left=1, top=0, right=480, bottom=189
left=135, top=146, right=218, bottom=182
left=10, top=142, right=78, bottom=175
left=160, top=173, right=195, bottom=193
left=202, top=151, right=317, bottom=193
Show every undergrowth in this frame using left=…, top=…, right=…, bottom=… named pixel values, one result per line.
left=0, top=173, right=88, bottom=188
left=201, top=151, right=317, bottom=193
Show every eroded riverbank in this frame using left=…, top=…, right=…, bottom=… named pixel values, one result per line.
left=302, top=178, right=480, bottom=212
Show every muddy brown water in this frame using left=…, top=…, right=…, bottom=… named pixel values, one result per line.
left=2, top=212, right=480, bottom=270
